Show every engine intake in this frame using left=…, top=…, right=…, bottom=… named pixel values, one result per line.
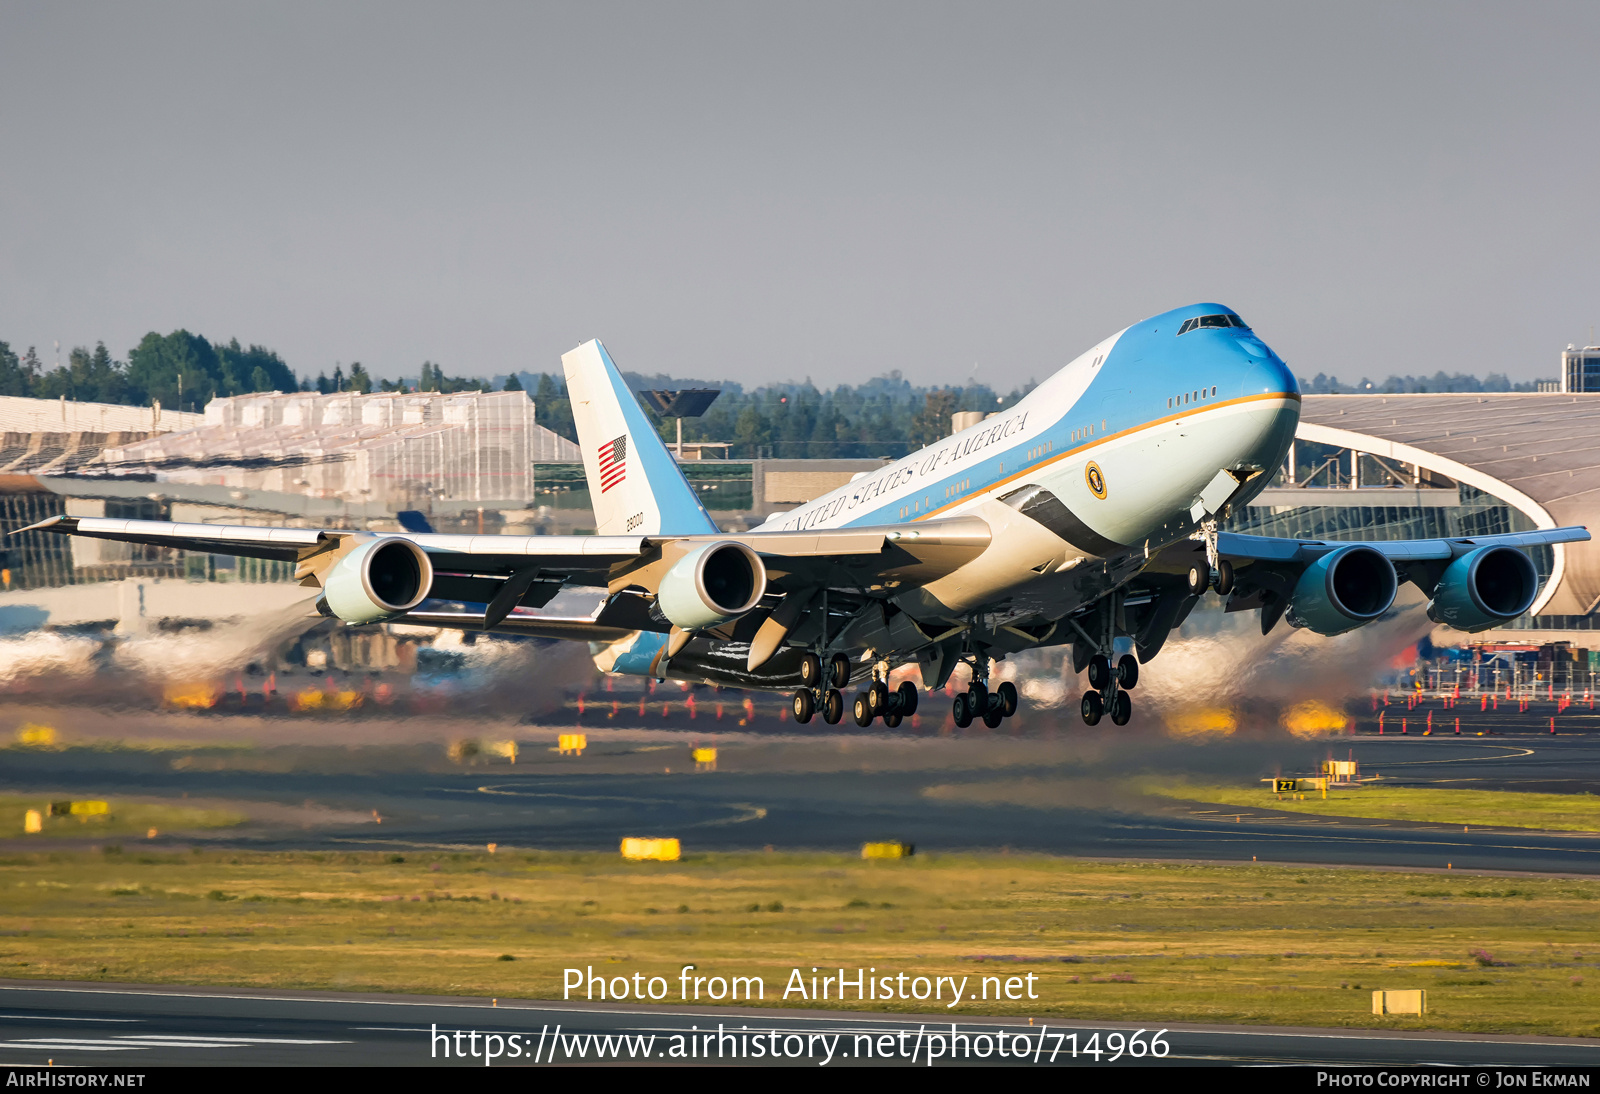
left=322, top=537, right=433, bottom=624
left=656, top=541, right=767, bottom=632
left=1286, top=544, right=1397, bottom=636
left=1427, top=546, right=1539, bottom=632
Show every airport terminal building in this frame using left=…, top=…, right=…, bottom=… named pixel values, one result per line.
left=1243, top=393, right=1600, bottom=644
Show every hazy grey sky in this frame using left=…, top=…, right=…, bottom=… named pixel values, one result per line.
left=2, top=2, right=1597, bottom=390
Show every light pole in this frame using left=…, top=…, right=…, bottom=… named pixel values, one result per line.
left=640, top=389, right=722, bottom=459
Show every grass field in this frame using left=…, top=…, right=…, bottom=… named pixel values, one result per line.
left=0, top=795, right=244, bottom=840
left=1148, top=783, right=1600, bottom=831
left=0, top=849, right=1595, bottom=1035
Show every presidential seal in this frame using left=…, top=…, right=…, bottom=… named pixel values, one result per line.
left=1085, top=461, right=1107, bottom=499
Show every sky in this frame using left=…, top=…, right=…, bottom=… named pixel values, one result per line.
left=2, top=2, right=1597, bottom=390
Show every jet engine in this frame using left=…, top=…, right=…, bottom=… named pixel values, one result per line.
left=656, top=541, right=767, bottom=631
left=1426, top=546, right=1539, bottom=632
left=1285, top=544, right=1397, bottom=636
left=322, top=537, right=433, bottom=625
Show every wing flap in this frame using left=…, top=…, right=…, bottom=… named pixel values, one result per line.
left=402, top=609, right=640, bottom=642
left=15, top=515, right=334, bottom=562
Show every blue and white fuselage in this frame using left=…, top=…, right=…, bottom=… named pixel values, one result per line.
left=761, top=302, right=1297, bottom=548
left=605, top=302, right=1300, bottom=682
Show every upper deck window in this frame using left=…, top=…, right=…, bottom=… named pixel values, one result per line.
left=1177, top=314, right=1250, bottom=336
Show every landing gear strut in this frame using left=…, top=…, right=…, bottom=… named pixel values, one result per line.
left=791, top=649, right=855, bottom=727
left=1081, top=663, right=1137, bottom=727
left=950, top=653, right=1021, bottom=730
left=853, top=667, right=922, bottom=728
left=1076, top=595, right=1139, bottom=727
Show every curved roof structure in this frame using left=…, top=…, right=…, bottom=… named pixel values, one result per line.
left=1297, top=394, right=1600, bottom=616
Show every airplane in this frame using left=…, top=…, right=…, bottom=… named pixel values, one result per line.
left=20, top=303, right=1588, bottom=729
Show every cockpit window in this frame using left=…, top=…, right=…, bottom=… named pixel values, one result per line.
left=1177, top=314, right=1250, bottom=335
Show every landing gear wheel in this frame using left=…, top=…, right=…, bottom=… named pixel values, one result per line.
left=1116, top=654, right=1140, bottom=690
left=799, top=653, right=823, bottom=688
left=1080, top=690, right=1104, bottom=726
left=953, top=693, right=974, bottom=729
left=982, top=704, right=1004, bottom=729
left=1215, top=559, right=1235, bottom=597
left=967, top=680, right=988, bottom=714
left=1087, top=654, right=1112, bottom=691
left=883, top=711, right=903, bottom=728
left=791, top=689, right=815, bottom=724
left=1187, top=560, right=1211, bottom=595
left=868, top=681, right=890, bottom=714
left=822, top=688, right=844, bottom=725
left=853, top=693, right=874, bottom=727
left=996, top=680, right=1018, bottom=717
left=828, top=653, right=852, bottom=690
left=1110, top=690, right=1132, bottom=726
left=897, top=680, right=919, bottom=716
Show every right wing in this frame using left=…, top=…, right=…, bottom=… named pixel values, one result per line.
left=1140, top=525, right=1590, bottom=642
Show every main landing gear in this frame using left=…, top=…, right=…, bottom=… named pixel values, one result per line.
left=951, top=655, right=1019, bottom=730
left=853, top=679, right=918, bottom=728
left=793, top=655, right=913, bottom=727
left=1080, top=652, right=1137, bottom=727
left=792, top=685, right=845, bottom=725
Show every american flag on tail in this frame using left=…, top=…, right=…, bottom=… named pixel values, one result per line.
left=597, top=434, right=627, bottom=493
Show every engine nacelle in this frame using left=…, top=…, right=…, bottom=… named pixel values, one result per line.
left=1286, top=544, right=1398, bottom=636
left=1427, top=546, right=1539, bottom=632
left=656, top=541, right=766, bottom=632
left=322, top=537, right=433, bottom=624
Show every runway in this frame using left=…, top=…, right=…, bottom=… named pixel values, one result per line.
left=0, top=981, right=1596, bottom=1067
left=1, top=731, right=1599, bottom=874
left=1, top=731, right=1599, bottom=1066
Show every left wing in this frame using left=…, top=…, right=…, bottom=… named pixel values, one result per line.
left=15, top=514, right=991, bottom=631
left=1145, top=526, right=1590, bottom=637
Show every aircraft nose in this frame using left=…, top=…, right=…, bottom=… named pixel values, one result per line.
left=1220, top=333, right=1298, bottom=473
left=1233, top=334, right=1298, bottom=399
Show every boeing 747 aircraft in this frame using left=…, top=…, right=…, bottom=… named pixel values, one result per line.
left=21, top=304, right=1589, bottom=728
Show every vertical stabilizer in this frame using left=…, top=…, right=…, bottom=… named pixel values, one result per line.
left=561, top=340, right=718, bottom=536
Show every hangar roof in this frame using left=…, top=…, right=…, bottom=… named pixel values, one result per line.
left=1298, top=394, right=1600, bottom=615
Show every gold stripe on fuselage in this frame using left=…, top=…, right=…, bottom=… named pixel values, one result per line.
left=908, top=389, right=1301, bottom=523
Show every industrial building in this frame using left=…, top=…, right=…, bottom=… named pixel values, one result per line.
left=99, top=389, right=580, bottom=513
left=1561, top=345, right=1600, bottom=393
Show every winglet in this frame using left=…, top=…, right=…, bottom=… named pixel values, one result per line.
left=10, top=516, right=72, bottom=537
left=561, top=340, right=717, bottom=537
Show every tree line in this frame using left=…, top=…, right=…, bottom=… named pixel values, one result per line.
left=1299, top=370, right=1546, bottom=394
left=521, top=370, right=1033, bottom=460
left=0, top=327, right=1557, bottom=457
left=0, top=330, right=494, bottom=414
